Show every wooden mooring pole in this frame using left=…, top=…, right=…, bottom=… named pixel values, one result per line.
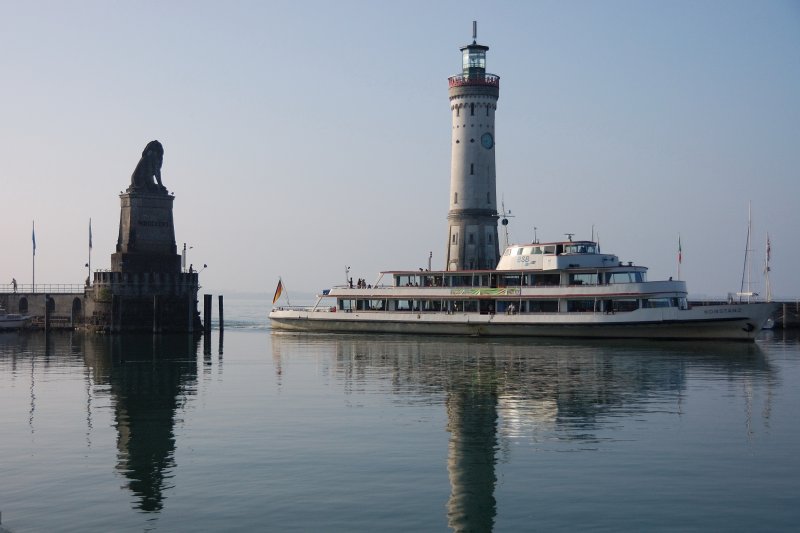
left=218, top=295, right=224, bottom=332
left=203, top=294, right=212, bottom=335
left=44, top=294, right=50, bottom=333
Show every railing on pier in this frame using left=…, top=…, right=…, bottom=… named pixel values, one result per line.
left=0, top=284, right=85, bottom=294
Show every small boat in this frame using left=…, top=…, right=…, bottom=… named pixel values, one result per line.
left=0, top=308, right=30, bottom=330
left=269, top=238, right=777, bottom=342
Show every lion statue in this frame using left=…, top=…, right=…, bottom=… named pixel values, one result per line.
left=129, top=140, right=165, bottom=192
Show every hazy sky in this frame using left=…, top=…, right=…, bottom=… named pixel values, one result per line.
left=2, top=1, right=798, bottom=298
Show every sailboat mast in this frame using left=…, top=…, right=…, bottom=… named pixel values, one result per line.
left=739, top=202, right=752, bottom=303
left=765, top=232, right=772, bottom=302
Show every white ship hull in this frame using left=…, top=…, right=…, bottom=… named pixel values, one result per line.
left=270, top=302, right=776, bottom=341
left=0, top=316, right=30, bottom=330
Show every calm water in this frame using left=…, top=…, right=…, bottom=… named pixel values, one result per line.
left=1, top=302, right=799, bottom=532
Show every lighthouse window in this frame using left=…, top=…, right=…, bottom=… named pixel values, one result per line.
left=456, top=107, right=460, bottom=117
left=470, top=103, right=475, bottom=116
left=470, top=164, right=474, bottom=175
left=469, top=234, right=474, bottom=244
left=454, top=192, right=458, bottom=204
left=486, top=192, right=490, bottom=204
left=452, top=233, right=458, bottom=244
left=486, top=107, right=489, bottom=117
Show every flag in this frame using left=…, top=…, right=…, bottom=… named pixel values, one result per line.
left=766, top=235, right=771, bottom=262
left=89, top=218, right=93, bottom=249
left=272, top=279, right=283, bottom=304
left=678, top=235, right=682, bottom=264
left=32, top=221, right=36, bottom=256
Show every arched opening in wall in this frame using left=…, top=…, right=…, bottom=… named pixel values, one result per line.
left=72, top=297, right=82, bottom=318
left=46, top=297, right=55, bottom=313
left=19, top=297, right=28, bottom=314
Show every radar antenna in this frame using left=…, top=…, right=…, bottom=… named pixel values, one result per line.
left=473, top=21, right=477, bottom=42
left=565, top=233, right=575, bottom=242
left=500, top=198, right=515, bottom=249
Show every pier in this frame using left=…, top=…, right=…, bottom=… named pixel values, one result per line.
left=1, top=285, right=85, bottom=330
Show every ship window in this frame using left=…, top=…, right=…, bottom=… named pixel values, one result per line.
left=567, top=299, right=597, bottom=313
left=533, top=274, right=560, bottom=286
left=529, top=300, right=558, bottom=313
left=613, top=299, right=639, bottom=312
left=503, top=248, right=511, bottom=256
left=569, top=273, right=597, bottom=286
left=368, top=300, right=386, bottom=310
left=643, top=298, right=672, bottom=308
left=564, top=244, right=597, bottom=254
left=515, top=248, right=523, bottom=255
left=606, top=272, right=645, bottom=284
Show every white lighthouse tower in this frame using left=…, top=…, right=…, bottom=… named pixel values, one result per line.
left=445, top=22, right=500, bottom=271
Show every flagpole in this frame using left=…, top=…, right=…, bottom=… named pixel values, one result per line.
left=88, top=218, right=92, bottom=285
left=272, top=277, right=291, bottom=307
left=677, top=233, right=682, bottom=281
left=32, top=220, right=36, bottom=293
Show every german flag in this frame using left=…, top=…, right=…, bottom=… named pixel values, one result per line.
left=272, top=279, right=283, bottom=304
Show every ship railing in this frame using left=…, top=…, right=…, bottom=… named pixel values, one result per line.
left=273, top=305, right=337, bottom=313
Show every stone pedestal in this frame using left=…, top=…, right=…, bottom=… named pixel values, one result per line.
left=111, top=191, right=181, bottom=273
left=85, top=187, right=200, bottom=333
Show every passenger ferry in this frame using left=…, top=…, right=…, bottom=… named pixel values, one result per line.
left=269, top=239, right=776, bottom=341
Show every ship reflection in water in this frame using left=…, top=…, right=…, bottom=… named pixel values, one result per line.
left=270, top=333, right=775, bottom=531
left=0, top=330, right=781, bottom=530
left=81, top=334, right=201, bottom=512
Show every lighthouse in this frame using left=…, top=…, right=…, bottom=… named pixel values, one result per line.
left=445, top=22, right=500, bottom=271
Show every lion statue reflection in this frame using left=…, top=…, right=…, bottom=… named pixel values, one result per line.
left=129, top=140, right=166, bottom=192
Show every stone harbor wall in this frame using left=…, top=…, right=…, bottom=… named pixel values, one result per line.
left=85, top=271, right=200, bottom=333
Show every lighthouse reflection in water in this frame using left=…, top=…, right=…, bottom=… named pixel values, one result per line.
left=1, top=329, right=795, bottom=532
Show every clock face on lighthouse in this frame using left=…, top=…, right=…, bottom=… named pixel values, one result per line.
left=481, top=132, right=494, bottom=149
